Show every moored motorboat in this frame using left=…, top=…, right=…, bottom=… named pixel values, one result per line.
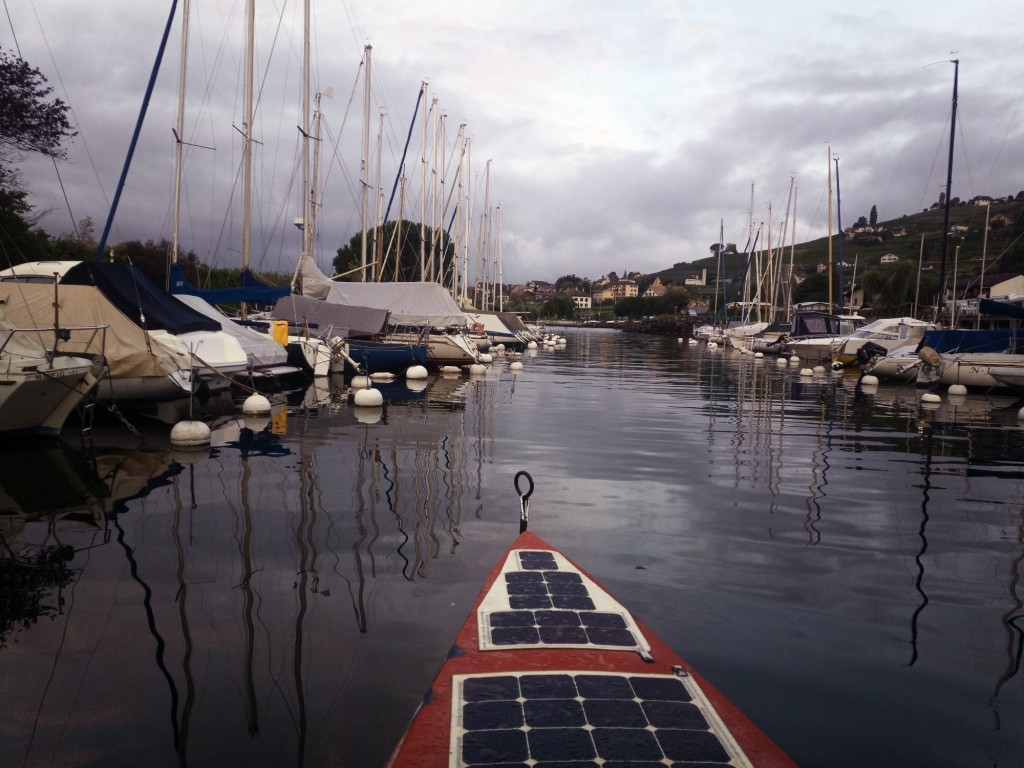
left=0, top=312, right=105, bottom=437
left=387, top=472, right=796, bottom=768
left=830, top=316, right=937, bottom=370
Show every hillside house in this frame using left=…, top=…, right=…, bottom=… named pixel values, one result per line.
left=572, top=295, right=592, bottom=310
left=683, top=269, right=707, bottom=287
left=608, top=279, right=639, bottom=300
left=880, top=254, right=900, bottom=264
left=643, top=278, right=668, bottom=298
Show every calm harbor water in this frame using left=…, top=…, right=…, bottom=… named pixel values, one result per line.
left=2, top=327, right=1023, bottom=767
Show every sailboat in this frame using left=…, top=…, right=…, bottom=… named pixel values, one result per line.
left=165, top=0, right=320, bottom=384
left=290, top=46, right=471, bottom=371
left=0, top=260, right=246, bottom=400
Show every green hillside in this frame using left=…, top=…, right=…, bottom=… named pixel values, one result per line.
left=654, top=198, right=1024, bottom=312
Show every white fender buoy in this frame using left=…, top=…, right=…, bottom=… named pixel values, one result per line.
left=776, top=356, right=787, bottom=366
left=242, top=393, right=271, bottom=416
left=350, top=375, right=372, bottom=388
left=813, top=365, right=826, bottom=375
left=789, top=355, right=800, bottom=365
left=469, top=363, right=487, bottom=375
left=370, top=371, right=396, bottom=381
left=353, top=387, right=383, bottom=407
left=921, top=392, right=942, bottom=404
left=441, top=365, right=462, bottom=374
left=948, top=383, right=968, bottom=396
left=527, top=341, right=538, bottom=349
left=799, top=368, right=814, bottom=377
left=861, top=374, right=879, bottom=386
left=479, top=352, right=493, bottom=363
left=406, top=365, right=429, bottom=379
left=510, top=361, right=524, bottom=371
left=754, top=351, right=764, bottom=359
left=170, top=420, right=212, bottom=448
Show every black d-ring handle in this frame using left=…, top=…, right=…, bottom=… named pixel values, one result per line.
left=514, top=470, right=534, bottom=501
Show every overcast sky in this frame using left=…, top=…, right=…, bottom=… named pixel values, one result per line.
left=8, top=1, right=1023, bottom=284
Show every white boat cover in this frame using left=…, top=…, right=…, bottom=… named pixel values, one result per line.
left=294, top=253, right=466, bottom=327
left=174, top=294, right=290, bottom=366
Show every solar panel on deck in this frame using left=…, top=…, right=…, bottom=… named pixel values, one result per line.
left=477, top=550, right=651, bottom=654
left=451, top=671, right=753, bottom=767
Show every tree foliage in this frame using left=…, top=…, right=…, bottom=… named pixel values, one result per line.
left=0, top=50, right=76, bottom=160
left=614, top=290, right=693, bottom=319
left=541, top=296, right=575, bottom=319
left=0, top=50, right=76, bottom=264
left=334, top=219, right=452, bottom=282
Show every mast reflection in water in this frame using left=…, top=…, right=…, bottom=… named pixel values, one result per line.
left=1, top=329, right=1023, bottom=768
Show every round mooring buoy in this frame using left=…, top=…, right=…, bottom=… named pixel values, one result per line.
left=406, top=364, right=429, bottom=379
left=510, top=361, right=524, bottom=371
left=353, top=387, right=384, bottom=407
left=921, top=392, right=942, bottom=404
left=469, top=363, right=487, bottom=375
left=754, top=351, right=764, bottom=359
left=776, top=356, right=787, bottom=366
left=170, top=419, right=212, bottom=448
left=479, top=352, right=493, bottom=363
left=527, top=341, right=538, bottom=349
left=948, top=383, right=967, bottom=396
left=799, top=368, right=814, bottom=377
left=241, top=393, right=271, bottom=416
left=789, top=355, right=800, bottom=365
left=861, top=374, right=879, bottom=386
left=350, top=375, right=372, bottom=388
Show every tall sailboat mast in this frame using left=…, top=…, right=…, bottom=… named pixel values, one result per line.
left=496, top=205, right=503, bottom=312
left=300, top=0, right=312, bottom=267
left=169, top=0, right=190, bottom=281
left=241, top=0, right=255, bottom=277
left=360, top=44, right=372, bottom=281
left=834, top=155, right=845, bottom=313
left=938, top=58, right=959, bottom=319
left=826, top=144, right=834, bottom=313
left=787, top=182, right=797, bottom=320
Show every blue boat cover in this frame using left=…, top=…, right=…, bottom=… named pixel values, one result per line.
left=61, top=261, right=221, bottom=334
left=168, top=263, right=290, bottom=305
left=980, top=298, right=1024, bottom=320
left=921, top=327, right=1019, bottom=354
